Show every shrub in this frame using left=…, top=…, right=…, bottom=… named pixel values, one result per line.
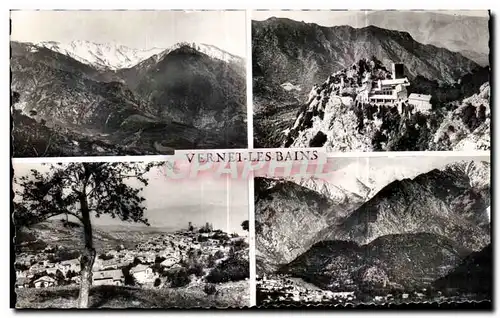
left=255, top=221, right=263, bottom=234
left=154, top=278, right=162, bottom=287
left=207, top=254, right=216, bottom=268
left=98, top=253, right=114, bottom=261
left=187, top=263, right=204, bottom=277
left=231, top=238, right=249, bottom=252
left=151, top=262, right=163, bottom=274
left=213, top=250, right=225, bottom=260
left=14, top=263, right=30, bottom=271
left=197, top=235, right=209, bottom=242
left=212, top=232, right=230, bottom=242
left=121, top=265, right=137, bottom=286
left=166, top=268, right=191, bottom=288
left=155, top=256, right=166, bottom=264
left=66, top=270, right=78, bottom=279
left=206, top=255, right=249, bottom=284
left=204, top=283, right=217, bottom=295
left=241, top=220, right=249, bottom=231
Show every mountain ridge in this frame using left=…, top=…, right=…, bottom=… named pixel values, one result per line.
left=253, top=18, right=480, bottom=98
left=255, top=160, right=490, bottom=273
left=11, top=39, right=247, bottom=156
left=279, top=232, right=471, bottom=291
left=30, top=40, right=245, bottom=71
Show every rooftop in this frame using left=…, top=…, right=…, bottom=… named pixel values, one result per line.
left=409, top=93, right=432, bottom=102
left=61, top=259, right=80, bottom=266
left=34, top=276, right=56, bottom=283
left=93, top=269, right=124, bottom=280
left=380, top=78, right=410, bottom=86
left=130, top=264, right=150, bottom=274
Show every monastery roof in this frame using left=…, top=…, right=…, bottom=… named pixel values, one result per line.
left=380, top=78, right=410, bottom=86
left=409, top=93, right=432, bottom=102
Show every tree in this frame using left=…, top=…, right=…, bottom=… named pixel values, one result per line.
left=55, top=269, right=66, bottom=285
left=154, top=278, right=162, bottom=287
left=14, top=162, right=160, bottom=308
left=241, top=220, right=249, bottom=231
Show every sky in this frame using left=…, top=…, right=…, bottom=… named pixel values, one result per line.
left=10, top=10, right=247, bottom=58
left=251, top=10, right=489, bottom=26
left=320, top=154, right=490, bottom=184
left=12, top=162, right=249, bottom=235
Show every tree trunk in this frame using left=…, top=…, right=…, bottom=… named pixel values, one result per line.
left=78, top=195, right=95, bottom=309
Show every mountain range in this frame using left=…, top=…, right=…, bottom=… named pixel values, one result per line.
left=332, top=11, right=490, bottom=66
left=11, top=40, right=246, bottom=156
left=255, top=159, right=491, bottom=295
left=252, top=17, right=490, bottom=150
left=253, top=17, right=480, bottom=101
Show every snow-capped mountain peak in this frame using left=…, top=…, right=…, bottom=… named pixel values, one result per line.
left=36, top=40, right=165, bottom=70
left=150, top=42, right=244, bottom=65
left=35, top=40, right=243, bottom=71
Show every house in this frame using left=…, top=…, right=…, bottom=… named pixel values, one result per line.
left=15, top=277, right=30, bottom=289
left=92, top=269, right=124, bottom=286
left=34, top=276, right=56, bottom=288
left=408, top=93, right=432, bottom=112
left=16, top=270, right=27, bottom=278
left=70, top=276, right=81, bottom=284
left=46, top=268, right=59, bottom=275
left=160, top=257, right=180, bottom=268
left=130, top=264, right=156, bottom=284
left=331, top=291, right=355, bottom=299
left=374, top=295, right=384, bottom=302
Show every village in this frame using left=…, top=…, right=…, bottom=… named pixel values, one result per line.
left=256, top=274, right=445, bottom=306
left=14, top=223, right=249, bottom=290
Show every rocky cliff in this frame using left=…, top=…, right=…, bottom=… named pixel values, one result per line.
left=279, top=57, right=490, bottom=151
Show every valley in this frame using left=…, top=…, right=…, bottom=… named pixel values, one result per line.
left=255, top=158, right=491, bottom=306
left=11, top=40, right=247, bottom=157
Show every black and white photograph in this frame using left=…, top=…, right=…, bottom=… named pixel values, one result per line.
left=255, top=155, right=491, bottom=306
left=13, top=161, right=250, bottom=308
left=252, top=10, right=491, bottom=152
left=11, top=10, right=247, bottom=157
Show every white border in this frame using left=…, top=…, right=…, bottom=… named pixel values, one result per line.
left=11, top=150, right=491, bottom=164
left=245, top=8, right=257, bottom=307
left=323, top=150, right=492, bottom=158
left=4, top=2, right=497, bottom=317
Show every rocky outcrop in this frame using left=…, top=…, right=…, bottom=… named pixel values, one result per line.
left=280, top=57, right=490, bottom=152
left=432, top=82, right=490, bottom=151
